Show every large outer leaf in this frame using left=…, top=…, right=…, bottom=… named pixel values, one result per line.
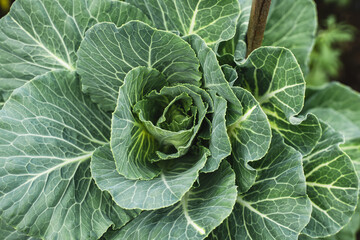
left=0, top=0, right=150, bottom=101
left=304, top=82, right=360, bottom=177
left=77, top=21, right=201, bottom=111
left=0, top=71, right=138, bottom=240
left=0, top=218, right=39, bottom=240
left=105, top=160, right=237, bottom=240
left=236, top=47, right=321, bottom=155
left=210, top=133, right=311, bottom=240
left=301, top=122, right=359, bottom=238
left=263, top=0, right=317, bottom=74
left=299, top=203, right=360, bottom=240
left=126, top=0, right=240, bottom=46
left=91, top=144, right=208, bottom=210
left=324, top=203, right=360, bottom=240
left=227, top=87, right=271, bottom=193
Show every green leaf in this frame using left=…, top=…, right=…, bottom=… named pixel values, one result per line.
left=304, top=82, right=360, bottom=142
left=222, top=65, right=238, bottom=87
left=91, top=144, right=208, bottom=210
left=137, top=85, right=209, bottom=160
left=318, top=203, right=360, bottom=240
left=202, top=92, right=231, bottom=173
left=126, top=0, right=240, bottom=46
left=0, top=70, right=138, bottom=239
left=111, top=67, right=211, bottom=180
left=342, top=139, right=360, bottom=181
left=0, top=218, right=39, bottom=240
left=105, top=160, right=237, bottom=240
left=301, top=122, right=359, bottom=238
left=77, top=21, right=201, bottom=111
left=263, top=0, right=317, bottom=74
left=217, top=0, right=251, bottom=63
left=227, top=87, right=271, bottom=193
left=304, top=82, right=360, bottom=182
left=0, top=0, right=150, bottom=101
left=183, top=34, right=242, bottom=122
left=236, top=47, right=321, bottom=155
left=111, top=67, right=166, bottom=180
left=211, top=133, right=311, bottom=240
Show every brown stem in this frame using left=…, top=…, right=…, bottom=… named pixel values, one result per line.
left=246, top=0, right=272, bottom=57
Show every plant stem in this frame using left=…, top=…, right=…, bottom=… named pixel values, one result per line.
left=246, top=0, right=272, bottom=57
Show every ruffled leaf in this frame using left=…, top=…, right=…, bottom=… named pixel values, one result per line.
left=91, top=144, right=208, bottom=210
left=236, top=47, right=321, bottom=155
left=77, top=21, right=201, bottom=111
left=210, top=133, right=311, bottom=240
left=105, top=160, right=237, bottom=240
left=301, top=122, right=359, bottom=238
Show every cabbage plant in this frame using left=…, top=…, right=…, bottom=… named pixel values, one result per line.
left=0, top=0, right=359, bottom=240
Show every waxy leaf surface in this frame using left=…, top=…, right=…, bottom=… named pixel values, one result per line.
left=301, top=122, right=359, bottom=238
left=236, top=47, right=321, bottom=155
left=0, top=0, right=149, bottom=101
left=210, top=133, right=311, bottom=240
left=91, top=144, right=208, bottom=210
left=127, top=0, right=240, bottom=46
left=77, top=21, right=201, bottom=111
left=0, top=71, right=138, bottom=239
left=106, top=161, right=237, bottom=240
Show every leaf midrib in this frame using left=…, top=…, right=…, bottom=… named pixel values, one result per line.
left=9, top=16, right=75, bottom=71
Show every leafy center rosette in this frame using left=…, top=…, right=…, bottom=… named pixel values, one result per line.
left=82, top=21, right=237, bottom=220
left=111, top=66, right=211, bottom=181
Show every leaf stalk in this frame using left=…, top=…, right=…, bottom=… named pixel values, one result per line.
left=246, top=0, right=272, bottom=57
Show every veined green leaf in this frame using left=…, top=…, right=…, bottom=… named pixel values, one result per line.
left=304, top=83, right=360, bottom=142
left=138, top=85, right=209, bottom=160
left=126, top=0, right=240, bottom=46
left=105, top=160, right=237, bottom=240
left=0, top=70, right=138, bottom=240
left=304, top=83, right=360, bottom=176
left=220, top=0, right=316, bottom=72
left=91, top=144, right=208, bottom=210
left=299, top=203, right=360, bottom=240
left=201, top=92, right=231, bottom=173
left=222, top=65, right=238, bottom=87
left=301, top=122, right=359, bottom=238
left=217, top=0, right=251, bottom=64
left=0, top=0, right=150, bottom=102
left=236, top=47, right=321, bottom=155
left=227, top=87, right=271, bottom=193
left=183, top=34, right=242, bottom=123
left=210, top=133, right=311, bottom=240
left=77, top=21, right=201, bottom=111
left=342, top=139, right=360, bottom=181
left=265, top=106, right=321, bottom=155
left=0, top=218, right=39, bottom=240
left=326, top=202, right=360, bottom=240
left=111, top=67, right=166, bottom=180
left=304, top=82, right=360, bottom=187
left=263, top=0, right=317, bottom=74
